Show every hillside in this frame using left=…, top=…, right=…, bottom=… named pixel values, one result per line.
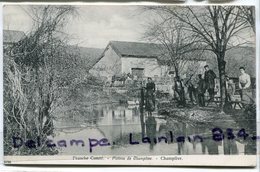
left=67, top=45, right=104, bottom=71
left=206, top=46, right=255, bottom=78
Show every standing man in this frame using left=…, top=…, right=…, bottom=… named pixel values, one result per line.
left=185, top=74, right=196, bottom=105
left=174, top=76, right=186, bottom=107
left=239, top=67, right=252, bottom=104
left=225, top=75, right=236, bottom=102
left=204, top=65, right=217, bottom=102
left=145, top=77, right=156, bottom=114
left=197, top=74, right=206, bottom=107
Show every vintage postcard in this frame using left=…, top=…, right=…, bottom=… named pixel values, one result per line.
left=3, top=4, right=257, bottom=166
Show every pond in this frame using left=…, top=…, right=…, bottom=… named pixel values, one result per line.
left=51, top=103, right=256, bottom=155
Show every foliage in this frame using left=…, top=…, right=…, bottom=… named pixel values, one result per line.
left=3, top=6, right=84, bottom=155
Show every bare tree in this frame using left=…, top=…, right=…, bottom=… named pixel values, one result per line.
left=4, top=6, right=79, bottom=155
left=146, top=6, right=253, bottom=108
left=143, top=18, right=203, bottom=78
left=238, top=6, right=255, bottom=33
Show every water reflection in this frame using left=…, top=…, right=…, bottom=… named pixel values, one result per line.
left=145, top=115, right=157, bottom=150
left=223, top=138, right=238, bottom=155
left=53, top=103, right=255, bottom=155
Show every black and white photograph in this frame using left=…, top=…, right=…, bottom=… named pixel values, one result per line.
left=3, top=4, right=257, bottom=166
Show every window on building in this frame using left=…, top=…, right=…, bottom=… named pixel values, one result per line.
left=131, top=68, right=144, bottom=79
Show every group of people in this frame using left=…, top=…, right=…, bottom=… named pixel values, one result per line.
left=174, top=65, right=253, bottom=107
left=144, top=65, right=253, bottom=109
left=174, top=65, right=217, bottom=107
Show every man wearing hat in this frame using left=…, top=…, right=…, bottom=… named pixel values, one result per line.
left=204, top=65, right=217, bottom=102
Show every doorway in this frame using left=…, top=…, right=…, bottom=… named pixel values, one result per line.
left=131, top=68, right=144, bottom=78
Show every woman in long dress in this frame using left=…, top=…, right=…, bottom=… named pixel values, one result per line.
left=239, top=67, right=253, bottom=105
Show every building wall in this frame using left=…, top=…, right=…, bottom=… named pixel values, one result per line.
left=121, top=57, right=162, bottom=78
left=89, top=45, right=122, bottom=81
left=90, top=45, right=206, bottom=81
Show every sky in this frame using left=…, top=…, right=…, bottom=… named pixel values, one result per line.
left=3, top=5, right=153, bottom=48
left=3, top=5, right=255, bottom=49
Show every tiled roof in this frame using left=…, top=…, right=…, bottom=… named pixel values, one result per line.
left=93, top=40, right=207, bottom=67
left=3, top=30, right=26, bottom=43
left=110, top=41, right=164, bottom=58
left=109, top=41, right=207, bottom=61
